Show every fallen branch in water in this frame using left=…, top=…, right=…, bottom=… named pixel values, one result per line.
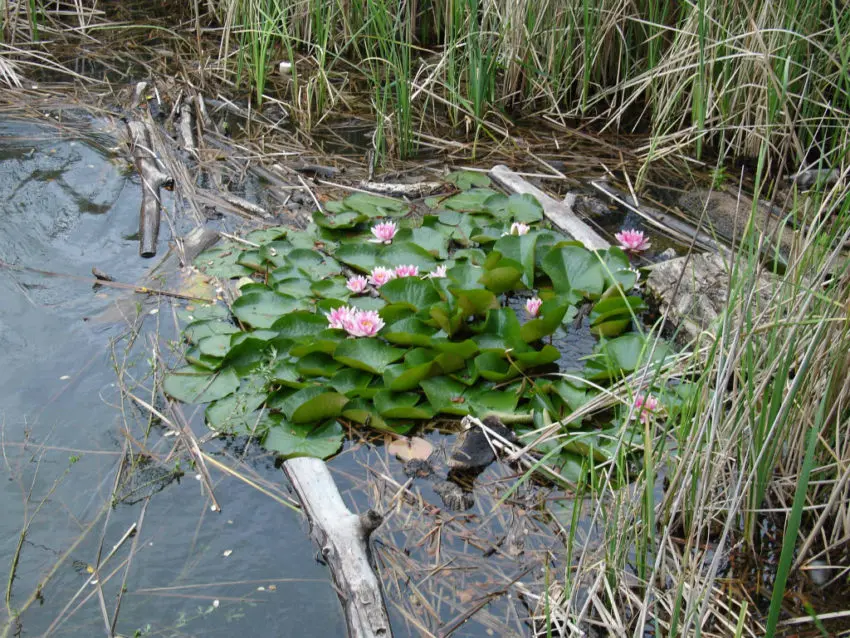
left=127, top=120, right=171, bottom=257
left=0, top=259, right=216, bottom=303
left=283, top=457, right=392, bottom=638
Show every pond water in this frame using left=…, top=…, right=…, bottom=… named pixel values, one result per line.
left=0, top=119, right=346, bottom=637
left=0, top=113, right=680, bottom=638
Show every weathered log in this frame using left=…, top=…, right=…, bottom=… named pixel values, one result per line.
left=358, top=180, right=446, bottom=198
left=283, top=457, right=392, bottom=638
left=127, top=121, right=170, bottom=257
left=489, top=165, right=609, bottom=250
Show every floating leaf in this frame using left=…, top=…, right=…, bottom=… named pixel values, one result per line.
left=329, top=368, right=374, bottom=396
left=198, top=334, right=232, bottom=358
left=493, top=233, right=538, bottom=287
left=313, top=210, right=365, bottom=229
left=344, top=192, right=409, bottom=217
left=383, top=317, right=438, bottom=347
left=443, top=188, right=499, bottom=213
left=387, top=436, right=434, bottom=461
left=259, top=240, right=293, bottom=267
left=232, top=290, right=304, bottom=328
left=274, top=278, right=314, bottom=298
left=520, top=301, right=570, bottom=342
left=472, top=308, right=523, bottom=351
left=584, top=333, right=672, bottom=381
left=383, top=349, right=440, bottom=391
left=272, top=311, right=330, bottom=339
left=373, top=391, right=435, bottom=419
left=541, top=243, right=605, bottom=303
left=263, top=418, right=344, bottom=459
left=381, top=242, right=437, bottom=271
left=206, top=393, right=267, bottom=433
left=485, top=193, right=544, bottom=223
left=335, top=243, right=380, bottom=273
left=195, top=245, right=253, bottom=278
left=184, top=320, right=239, bottom=344
left=163, top=366, right=239, bottom=403
left=475, top=352, right=521, bottom=381
left=444, top=170, right=491, bottom=190
left=311, top=277, right=351, bottom=299
left=222, top=337, right=278, bottom=375
left=246, top=227, right=288, bottom=244
left=296, top=352, right=342, bottom=377
left=379, top=277, right=442, bottom=311
left=276, top=386, right=350, bottom=423
left=334, top=339, right=407, bottom=374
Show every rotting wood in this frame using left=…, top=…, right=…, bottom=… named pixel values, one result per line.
left=127, top=120, right=171, bottom=258
left=283, top=457, right=392, bottom=638
left=178, top=97, right=195, bottom=153
left=489, top=165, right=609, bottom=250
left=358, top=180, right=447, bottom=198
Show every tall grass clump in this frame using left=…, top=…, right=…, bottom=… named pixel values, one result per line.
left=529, top=161, right=850, bottom=634
left=208, top=0, right=850, bottom=172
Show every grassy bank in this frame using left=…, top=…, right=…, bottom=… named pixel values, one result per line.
left=204, top=0, right=850, bottom=170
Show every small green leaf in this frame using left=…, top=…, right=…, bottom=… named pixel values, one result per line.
left=520, top=301, right=570, bottom=342
left=335, top=243, right=380, bottom=273
left=232, top=290, right=304, bottom=328
left=313, top=210, right=365, bottom=229
left=272, top=312, right=330, bottom=339
left=163, top=366, right=239, bottom=403
left=334, top=339, right=407, bottom=374
left=443, top=188, right=499, bottom=212
left=380, top=242, right=437, bottom=271
left=344, top=192, right=409, bottom=216
left=263, top=418, right=344, bottom=459
left=296, top=352, right=342, bottom=377
left=329, top=368, right=374, bottom=396
left=274, top=277, right=314, bottom=298
left=184, top=320, right=239, bottom=344
left=198, top=334, right=232, bottom=357
left=379, top=277, right=442, bottom=311
left=383, top=317, right=438, bottom=347
left=206, top=393, right=267, bottom=433
left=195, top=245, right=253, bottom=278
left=444, top=170, right=491, bottom=189
left=373, top=390, right=435, bottom=419
left=485, top=192, right=544, bottom=222
left=276, top=386, right=350, bottom=423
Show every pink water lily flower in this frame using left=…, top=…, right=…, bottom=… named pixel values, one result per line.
left=426, top=265, right=447, bottom=279
left=615, top=229, right=651, bottom=253
left=633, top=394, right=661, bottom=424
left=370, top=221, right=398, bottom=244
left=394, top=264, right=419, bottom=278
left=369, top=266, right=396, bottom=288
left=326, top=305, right=356, bottom=330
left=345, top=310, right=385, bottom=337
left=525, top=297, right=543, bottom=318
left=346, top=275, right=368, bottom=294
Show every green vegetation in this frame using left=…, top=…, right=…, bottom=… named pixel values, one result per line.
left=168, top=175, right=666, bottom=477
left=212, top=0, right=850, bottom=171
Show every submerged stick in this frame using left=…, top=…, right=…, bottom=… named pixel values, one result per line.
left=127, top=121, right=171, bottom=258
left=489, top=165, right=609, bottom=250
left=283, top=457, right=392, bottom=638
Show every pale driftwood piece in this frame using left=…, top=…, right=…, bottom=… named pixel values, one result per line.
left=489, top=165, right=609, bottom=250
left=358, top=180, right=446, bottom=198
left=219, top=191, right=271, bottom=219
left=178, top=98, right=196, bottom=153
left=127, top=121, right=170, bottom=257
left=283, top=457, right=391, bottom=638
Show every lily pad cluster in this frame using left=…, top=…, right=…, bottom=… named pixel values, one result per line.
left=164, top=173, right=667, bottom=471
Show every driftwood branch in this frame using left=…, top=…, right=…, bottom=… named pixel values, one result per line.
left=127, top=121, right=171, bottom=258
left=283, top=457, right=392, bottom=638
left=489, top=164, right=609, bottom=250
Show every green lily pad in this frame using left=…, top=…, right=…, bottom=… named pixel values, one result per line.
left=206, top=393, right=267, bottom=433
left=484, top=192, right=544, bottom=223
left=334, top=339, right=407, bottom=373
left=263, top=417, right=344, bottom=459
left=232, top=290, right=304, bottom=328
left=443, top=188, right=499, bottom=213
left=335, top=243, right=380, bottom=273
left=184, top=320, right=239, bottom=344
left=195, top=245, right=253, bottom=278
left=383, top=317, right=438, bottom=347
left=344, top=192, right=409, bottom=217
left=380, top=242, right=438, bottom=271
left=197, top=334, right=232, bottom=358
left=520, top=301, right=570, bottom=342
left=379, top=277, right=442, bottom=311
left=163, top=366, right=239, bottom=403
left=276, top=386, right=350, bottom=423
left=444, top=170, right=491, bottom=189
left=541, top=243, right=605, bottom=303
left=272, top=311, right=331, bottom=338
left=373, top=390, right=435, bottom=419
